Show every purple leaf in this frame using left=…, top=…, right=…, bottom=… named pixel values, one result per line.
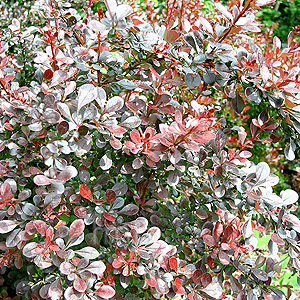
left=48, top=278, right=63, bottom=300
left=112, top=182, right=128, bottom=196
left=0, top=220, right=19, bottom=234
left=56, top=166, right=78, bottom=182
left=119, top=204, right=139, bottom=215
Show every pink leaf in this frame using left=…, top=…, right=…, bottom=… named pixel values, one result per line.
left=130, top=129, right=141, bottom=144
left=110, top=136, right=122, bottom=150
left=33, top=175, right=53, bottom=186
left=85, top=261, right=106, bottom=275
left=33, top=220, right=48, bottom=236
left=68, top=219, right=85, bottom=243
left=73, top=277, right=87, bottom=293
left=63, top=81, right=76, bottom=100
left=95, top=285, right=116, bottom=299
left=119, top=204, right=139, bottom=215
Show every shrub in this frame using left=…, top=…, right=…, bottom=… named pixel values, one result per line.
left=0, top=0, right=300, bottom=299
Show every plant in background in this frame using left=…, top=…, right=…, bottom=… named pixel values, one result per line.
left=0, top=0, right=300, bottom=299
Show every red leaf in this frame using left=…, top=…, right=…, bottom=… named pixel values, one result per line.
left=174, top=277, right=185, bottom=294
left=201, top=273, right=212, bottom=288
left=213, top=221, right=223, bottom=242
left=44, top=69, right=53, bottom=80
left=95, top=285, right=116, bottom=299
left=68, top=219, right=85, bottom=243
left=169, top=257, right=177, bottom=271
left=192, top=269, right=203, bottom=284
left=105, top=189, right=116, bottom=205
left=103, top=212, right=116, bottom=222
left=79, top=184, right=93, bottom=200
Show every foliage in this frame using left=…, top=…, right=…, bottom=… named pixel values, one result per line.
left=0, top=0, right=300, bottom=299
left=257, top=0, right=300, bottom=42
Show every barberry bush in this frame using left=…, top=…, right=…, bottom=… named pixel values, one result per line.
left=0, top=0, right=300, bottom=299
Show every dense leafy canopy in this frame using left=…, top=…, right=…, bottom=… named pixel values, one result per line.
left=0, top=0, right=300, bottom=299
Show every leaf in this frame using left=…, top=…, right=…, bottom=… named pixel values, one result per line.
left=169, top=257, right=177, bottom=271
left=79, top=184, right=93, bottom=200
left=252, top=268, right=268, bottom=281
left=164, top=29, right=179, bottom=43
left=103, top=212, right=116, bottom=221
left=193, top=269, right=203, bottom=284
left=218, top=250, right=231, bottom=265
left=75, top=247, right=100, bottom=259
left=33, top=220, right=48, bottom=236
left=44, top=69, right=53, bottom=80
left=203, top=235, right=216, bottom=247
left=260, top=65, right=270, bottom=85
left=73, top=277, right=87, bottom=293
left=59, top=262, right=75, bottom=275
left=203, top=70, right=216, bottom=85
left=167, top=171, right=179, bottom=186
left=89, top=20, right=106, bottom=32
left=201, top=273, right=212, bottom=288
left=115, top=4, right=133, bottom=21
left=63, top=81, right=76, bottom=100
left=57, top=166, right=78, bottom=182
left=99, top=154, right=112, bottom=170
left=105, top=189, right=116, bottom=205
left=33, top=175, right=53, bottom=186
left=231, top=92, right=245, bottom=114
left=110, top=137, right=122, bottom=150
left=22, top=242, right=38, bottom=258
left=112, top=182, right=128, bottom=196
left=68, top=219, right=85, bottom=243
left=270, top=233, right=285, bottom=246
left=117, top=79, right=137, bottom=90
left=284, top=139, right=296, bottom=161
left=185, top=73, right=201, bottom=88
left=256, top=162, right=270, bottom=182
left=77, top=84, right=97, bottom=116
left=119, top=204, right=139, bottom=215
left=51, top=70, right=67, bottom=87
left=127, top=217, right=148, bottom=234
left=104, top=96, right=124, bottom=114
left=48, top=278, right=63, bottom=300
left=119, top=116, right=141, bottom=128
left=280, top=189, right=298, bottom=205
left=85, top=261, right=106, bottom=275
left=95, top=285, right=116, bottom=299
left=0, top=220, right=19, bottom=234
